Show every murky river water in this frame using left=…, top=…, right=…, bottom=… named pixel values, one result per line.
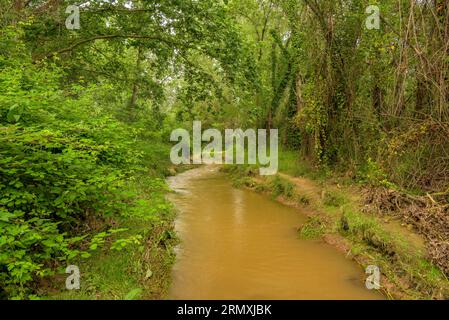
left=167, top=167, right=383, bottom=300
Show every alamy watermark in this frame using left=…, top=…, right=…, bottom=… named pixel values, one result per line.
left=170, top=121, right=278, bottom=175
left=365, top=265, right=381, bottom=290
left=65, top=5, right=379, bottom=32
left=65, top=265, right=80, bottom=290
left=65, top=5, right=80, bottom=30
left=365, top=5, right=380, bottom=30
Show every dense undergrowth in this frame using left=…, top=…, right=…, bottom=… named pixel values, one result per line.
left=45, top=175, right=177, bottom=300
left=0, top=0, right=251, bottom=300
left=223, top=151, right=449, bottom=299
left=0, top=53, right=174, bottom=299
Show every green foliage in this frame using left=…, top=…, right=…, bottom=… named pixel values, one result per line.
left=0, top=25, right=173, bottom=298
left=322, top=191, right=347, bottom=208
left=297, top=194, right=310, bottom=206
left=270, top=175, right=295, bottom=199
left=124, top=288, right=143, bottom=300
left=0, top=0, right=252, bottom=298
left=357, top=158, right=396, bottom=189
left=298, top=216, right=325, bottom=240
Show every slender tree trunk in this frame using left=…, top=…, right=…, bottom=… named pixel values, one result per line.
left=128, top=47, right=144, bottom=114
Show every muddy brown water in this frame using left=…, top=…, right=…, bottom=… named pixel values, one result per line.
left=167, top=166, right=383, bottom=300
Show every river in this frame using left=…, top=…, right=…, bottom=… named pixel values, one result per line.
left=167, top=166, right=383, bottom=300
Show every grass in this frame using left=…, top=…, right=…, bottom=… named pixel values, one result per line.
left=269, top=175, right=295, bottom=199
left=322, top=190, right=347, bottom=207
left=44, top=171, right=178, bottom=300
left=278, top=149, right=328, bottom=181
left=297, top=193, right=311, bottom=206
left=298, top=216, right=325, bottom=240
left=337, top=207, right=449, bottom=299
left=47, top=220, right=177, bottom=300
left=322, top=191, right=449, bottom=299
left=49, top=244, right=144, bottom=300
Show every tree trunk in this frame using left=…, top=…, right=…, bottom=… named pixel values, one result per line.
left=128, top=47, right=144, bottom=113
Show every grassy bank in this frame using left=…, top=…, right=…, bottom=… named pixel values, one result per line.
left=222, top=150, right=449, bottom=300
left=42, top=160, right=200, bottom=300
left=44, top=172, right=177, bottom=300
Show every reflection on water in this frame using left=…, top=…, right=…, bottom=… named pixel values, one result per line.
left=167, top=166, right=383, bottom=300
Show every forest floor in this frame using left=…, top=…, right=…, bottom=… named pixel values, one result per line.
left=223, top=151, right=449, bottom=300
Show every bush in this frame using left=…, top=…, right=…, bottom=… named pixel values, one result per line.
left=270, top=175, right=295, bottom=199
left=0, top=57, right=166, bottom=299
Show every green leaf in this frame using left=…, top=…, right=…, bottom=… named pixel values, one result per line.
left=0, top=210, right=16, bottom=222
left=124, top=288, right=143, bottom=300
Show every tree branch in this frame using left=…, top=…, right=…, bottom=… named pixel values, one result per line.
left=42, top=34, right=181, bottom=60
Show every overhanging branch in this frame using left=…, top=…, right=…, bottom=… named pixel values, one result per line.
left=42, top=34, right=181, bottom=60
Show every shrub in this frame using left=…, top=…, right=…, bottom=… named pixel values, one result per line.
left=0, top=58, right=164, bottom=299
left=270, top=175, right=295, bottom=199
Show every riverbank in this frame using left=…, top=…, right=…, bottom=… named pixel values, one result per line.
left=222, top=152, right=449, bottom=300
left=43, top=155, right=448, bottom=300
left=40, top=153, right=189, bottom=300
